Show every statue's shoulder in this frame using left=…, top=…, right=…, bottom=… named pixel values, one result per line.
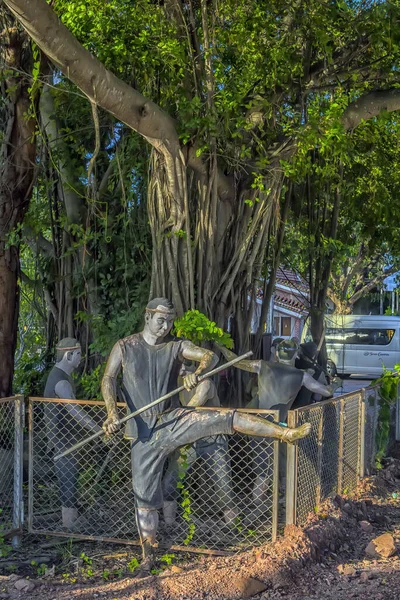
left=164, top=335, right=184, bottom=347
left=119, top=333, right=142, bottom=349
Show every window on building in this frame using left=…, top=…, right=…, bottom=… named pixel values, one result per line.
left=281, top=317, right=291, bottom=337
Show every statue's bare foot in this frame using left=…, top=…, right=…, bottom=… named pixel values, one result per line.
left=284, top=423, right=312, bottom=443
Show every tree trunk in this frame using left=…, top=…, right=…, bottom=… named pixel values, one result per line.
left=0, top=22, right=37, bottom=396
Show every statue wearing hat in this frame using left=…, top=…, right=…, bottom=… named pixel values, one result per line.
left=44, top=338, right=103, bottom=529
left=101, top=298, right=312, bottom=573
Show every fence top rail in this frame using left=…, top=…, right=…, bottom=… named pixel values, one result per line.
left=0, top=395, right=20, bottom=405
left=29, top=397, right=125, bottom=407
left=27, top=397, right=278, bottom=416
left=290, top=389, right=365, bottom=416
left=364, top=383, right=381, bottom=393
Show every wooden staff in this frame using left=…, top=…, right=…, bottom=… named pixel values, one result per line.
left=54, top=350, right=253, bottom=461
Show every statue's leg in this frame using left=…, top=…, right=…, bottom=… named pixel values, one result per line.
left=158, top=408, right=311, bottom=535
left=232, top=412, right=311, bottom=442
left=135, top=507, right=159, bottom=568
left=130, top=439, right=167, bottom=573
left=207, top=442, right=239, bottom=524
left=250, top=438, right=272, bottom=505
left=54, top=444, right=79, bottom=529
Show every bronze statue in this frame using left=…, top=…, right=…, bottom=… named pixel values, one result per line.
left=101, top=298, right=311, bottom=573
left=44, top=338, right=103, bottom=529
left=219, top=339, right=336, bottom=419
left=218, top=341, right=337, bottom=512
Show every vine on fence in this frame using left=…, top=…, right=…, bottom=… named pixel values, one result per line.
left=176, top=447, right=196, bottom=545
left=172, top=310, right=232, bottom=544
left=376, top=364, right=400, bottom=467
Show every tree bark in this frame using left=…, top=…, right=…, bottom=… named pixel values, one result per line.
left=0, top=22, right=36, bottom=396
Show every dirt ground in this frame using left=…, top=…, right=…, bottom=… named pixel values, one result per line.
left=1, top=451, right=400, bottom=600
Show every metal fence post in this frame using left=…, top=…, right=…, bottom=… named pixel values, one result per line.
left=286, top=410, right=298, bottom=526
left=338, top=398, right=345, bottom=495
left=372, top=388, right=379, bottom=466
left=396, top=383, right=400, bottom=442
left=272, top=411, right=280, bottom=542
left=316, top=411, right=324, bottom=509
left=359, top=389, right=366, bottom=479
left=28, top=398, right=33, bottom=532
left=12, top=395, right=24, bottom=548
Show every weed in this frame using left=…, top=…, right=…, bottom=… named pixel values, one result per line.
left=127, top=557, right=139, bottom=573
left=160, top=553, right=175, bottom=566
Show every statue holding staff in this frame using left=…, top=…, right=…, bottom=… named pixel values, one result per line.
left=101, top=298, right=311, bottom=573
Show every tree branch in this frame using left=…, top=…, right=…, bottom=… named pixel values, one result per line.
left=3, top=0, right=180, bottom=153
left=343, top=88, right=400, bottom=130
left=349, top=265, right=399, bottom=307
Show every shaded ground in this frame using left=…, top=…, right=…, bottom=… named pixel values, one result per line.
left=1, top=450, right=400, bottom=600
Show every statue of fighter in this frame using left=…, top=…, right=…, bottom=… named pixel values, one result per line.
left=218, top=339, right=338, bottom=513
left=44, top=338, right=103, bottom=529
left=220, top=338, right=337, bottom=420
left=293, top=341, right=341, bottom=408
left=101, top=298, right=312, bottom=573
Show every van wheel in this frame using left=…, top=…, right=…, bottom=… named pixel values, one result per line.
left=327, top=359, right=337, bottom=378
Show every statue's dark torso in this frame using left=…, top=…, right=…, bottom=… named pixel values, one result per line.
left=119, top=333, right=184, bottom=439
left=44, top=366, right=77, bottom=450
left=257, top=361, right=304, bottom=421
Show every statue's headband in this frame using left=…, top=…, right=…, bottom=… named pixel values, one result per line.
left=56, top=345, right=81, bottom=351
left=146, top=306, right=176, bottom=316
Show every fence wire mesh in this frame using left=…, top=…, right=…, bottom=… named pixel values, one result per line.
left=289, top=392, right=363, bottom=526
left=28, top=399, right=278, bottom=552
left=0, top=397, right=20, bottom=538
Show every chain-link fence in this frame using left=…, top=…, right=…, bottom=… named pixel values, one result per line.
left=28, top=399, right=279, bottom=552
left=3, top=385, right=396, bottom=551
left=286, top=391, right=364, bottom=526
left=363, top=385, right=380, bottom=476
left=0, top=396, right=24, bottom=542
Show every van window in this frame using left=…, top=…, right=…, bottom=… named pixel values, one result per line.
left=326, top=328, right=395, bottom=346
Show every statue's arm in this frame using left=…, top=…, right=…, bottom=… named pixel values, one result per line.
left=101, top=342, right=123, bottom=433
left=54, top=380, right=102, bottom=434
left=302, top=372, right=332, bottom=397
left=54, top=379, right=75, bottom=400
left=215, top=343, right=261, bottom=374
left=181, top=341, right=218, bottom=372
left=180, top=341, right=218, bottom=391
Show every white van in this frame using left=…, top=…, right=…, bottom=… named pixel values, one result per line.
left=303, top=315, right=400, bottom=378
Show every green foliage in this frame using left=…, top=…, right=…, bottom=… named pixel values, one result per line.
left=14, top=244, right=48, bottom=396
left=31, top=560, right=47, bottom=576
left=80, top=551, right=94, bottom=576
left=176, top=447, right=196, bottom=545
left=160, top=553, right=175, bottom=566
left=0, top=510, right=11, bottom=559
left=385, top=307, right=400, bottom=317
left=127, top=557, right=139, bottom=573
left=375, top=365, right=400, bottom=466
left=173, top=310, right=233, bottom=348
left=12, top=0, right=400, bottom=395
